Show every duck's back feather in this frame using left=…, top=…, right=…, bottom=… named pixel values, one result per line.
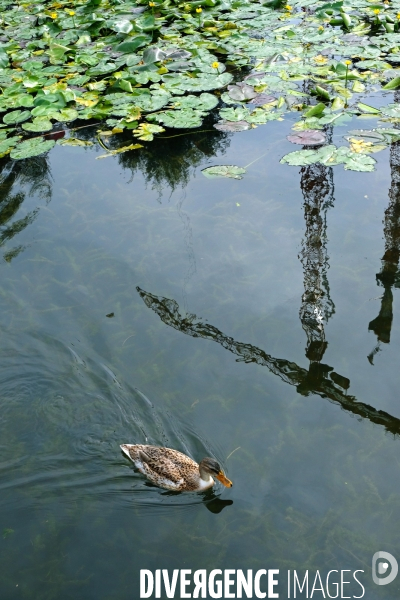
left=120, top=444, right=211, bottom=491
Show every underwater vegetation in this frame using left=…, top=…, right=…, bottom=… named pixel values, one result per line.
left=1, top=0, right=400, bottom=167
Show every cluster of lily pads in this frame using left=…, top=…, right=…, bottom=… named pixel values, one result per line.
left=1, top=0, right=400, bottom=165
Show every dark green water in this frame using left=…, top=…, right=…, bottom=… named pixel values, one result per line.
left=1, top=114, right=400, bottom=599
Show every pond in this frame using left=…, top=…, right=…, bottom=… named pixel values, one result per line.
left=0, top=103, right=400, bottom=599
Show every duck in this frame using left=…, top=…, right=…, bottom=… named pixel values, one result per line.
left=120, top=444, right=233, bottom=492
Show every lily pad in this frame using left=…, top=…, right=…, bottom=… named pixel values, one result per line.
left=3, top=110, right=31, bottom=125
left=227, top=83, right=258, bottom=102
left=133, top=123, right=165, bottom=141
left=214, top=120, right=250, bottom=132
left=281, top=144, right=376, bottom=171
left=287, top=130, right=327, bottom=146
left=57, top=138, right=94, bottom=147
left=251, top=94, right=276, bottom=106
left=151, top=109, right=204, bottom=129
left=22, top=117, right=53, bottom=132
left=0, top=136, right=21, bottom=158
left=10, top=137, right=55, bottom=160
left=169, top=93, right=218, bottom=111
left=202, top=165, right=246, bottom=180
left=381, top=104, right=400, bottom=118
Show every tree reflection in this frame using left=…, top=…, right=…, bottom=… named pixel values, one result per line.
left=368, top=131, right=400, bottom=362
left=299, top=161, right=335, bottom=364
left=110, top=116, right=230, bottom=194
left=137, top=286, right=400, bottom=437
left=0, top=155, right=52, bottom=262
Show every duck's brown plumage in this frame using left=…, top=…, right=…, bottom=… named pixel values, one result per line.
left=120, top=444, right=232, bottom=492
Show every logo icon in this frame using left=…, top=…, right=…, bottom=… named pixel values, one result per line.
left=372, top=552, right=398, bottom=585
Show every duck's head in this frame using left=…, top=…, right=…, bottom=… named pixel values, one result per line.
left=199, top=457, right=233, bottom=487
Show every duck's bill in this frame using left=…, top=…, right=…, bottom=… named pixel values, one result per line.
left=216, top=471, right=233, bottom=487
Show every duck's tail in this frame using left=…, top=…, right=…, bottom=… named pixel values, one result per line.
left=120, top=444, right=136, bottom=461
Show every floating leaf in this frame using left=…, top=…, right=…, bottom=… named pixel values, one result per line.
left=0, top=136, right=21, bottom=158
left=112, top=19, right=133, bottom=34
left=251, top=94, right=276, bottom=106
left=57, top=138, right=94, bottom=147
left=281, top=144, right=376, bottom=171
left=381, top=104, right=400, bottom=118
left=227, top=83, right=257, bottom=101
left=202, top=165, right=246, bottom=180
left=214, top=120, right=250, bottom=132
left=10, top=138, right=55, bottom=160
left=287, top=130, right=326, bottom=146
left=133, top=123, right=165, bottom=141
left=22, top=117, right=53, bottom=132
left=96, top=143, right=143, bottom=158
left=54, top=108, right=79, bottom=122
left=357, top=102, right=381, bottom=114
left=343, top=153, right=376, bottom=171
left=219, top=107, right=250, bottom=122
left=280, top=145, right=337, bottom=167
left=3, top=110, right=31, bottom=125
left=304, top=103, right=326, bottom=118
left=170, top=93, right=218, bottom=111
left=151, top=109, right=203, bottom=129
left=117, top=36, right=149, bottom=54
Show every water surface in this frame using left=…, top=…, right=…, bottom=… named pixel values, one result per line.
left=0, top=115, right=400, bottom=599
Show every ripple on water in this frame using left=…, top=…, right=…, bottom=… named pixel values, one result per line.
left=0, top=332, right=230, bottom=513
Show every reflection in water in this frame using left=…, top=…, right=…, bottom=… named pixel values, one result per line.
left=0, top=155, right=52, bottom=262
left=299, top=161, right=335, bottom=363
left=137, top=286, right=400, bottom=436
left=115, top=124, right=230, bottom=194
left=368, top=138, right=400, bottom=360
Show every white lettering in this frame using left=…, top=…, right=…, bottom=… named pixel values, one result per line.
left=209, top=569, right=222, bottom=599
left=294, top=571, right=309, bottom=598
left=326, top=570, right=338, bottom=599
left=180, top=569, right=191, bottom=598
left=140, top=570, right=153, bottom=599
left=254, top=569, right=267, bottom=599
left=310, top=571, right=325, bottom=598
left=193, top=570, right=207, bottom=599
left=224, top=569, right=235, bottom=598
left=269, top=569, right=279, bottom=598
left=237, top=569, right=253, bottom=598
left=353, top=571, right=365, bottom=599
left=162, top=570, right=179, bottom=599
left=341, top=571, right=351, bottom=598
left=155, top=570, right=161, bottom=598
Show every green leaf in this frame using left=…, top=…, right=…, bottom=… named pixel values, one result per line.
left=170, top=93, right=218, bottom=111
left=357, top=102, right=381, bottom=114
left=343, top=153, right=376, bottom=171
left=116, top=36, right=150, bottom=54
left=57, top=138, right=94, bottom=147
left=10, top=138, right=55, bottom=160
left=315, top=86, right=330, bottom=101
left=48, top=43, right=71, bottom=63
left=0, top=136, right=21, bottom=158
left=381, top=104, right=400, bottom=118
left=152, top=109, right=203, bottom=129
left=331, top=97, right=345, bottom=111
left=22, top=117, right=53, bottom=132
left=133, top=123, right=165, bottom=141
left=53, top=108, right=79, bottom=122
left=304, top=103, right=326, bottom=118
left=0, top=50, right=9, bottom=69
left=280, top=144, right=337, bottom=166
left=96, top=143, right=143, bottom=158
left=202, top=165, right=246, bottom=180
left=3, top=110, right=31, bottom=125
left=112, top=19, right=133, bottom=34
left=281, top=144, right=376, bottom=171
